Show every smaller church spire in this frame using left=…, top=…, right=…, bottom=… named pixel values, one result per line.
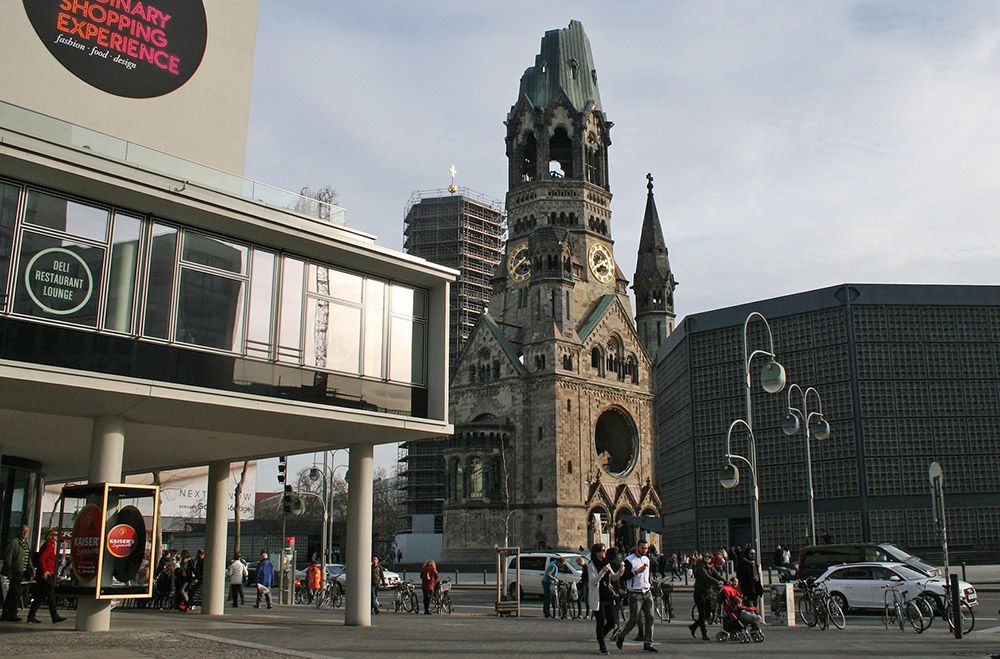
left=632, top=173, right=676, bottom=359
left=635, top=173, right=671, bottom=282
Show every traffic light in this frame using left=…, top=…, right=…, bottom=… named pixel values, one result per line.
left=277, top=455, right=287, bottom=484
left=282, top=485, right=303, bottom=516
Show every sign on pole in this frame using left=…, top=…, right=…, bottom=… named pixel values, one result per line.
left=928, top=462, right=949, bottom=582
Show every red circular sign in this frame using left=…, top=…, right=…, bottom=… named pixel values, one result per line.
left=71, top=504, right=103, bottom=582
left=106, top=523, right=138, bottom=559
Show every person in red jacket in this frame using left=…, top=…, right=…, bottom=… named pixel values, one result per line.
left=420, top=559, right=438, bottom=614
left=28, top=529, right=66, bottom=624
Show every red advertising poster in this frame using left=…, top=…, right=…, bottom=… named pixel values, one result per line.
left=22, top=0, right=207, bottom=98
left=70, top=503, right=103, bottom=582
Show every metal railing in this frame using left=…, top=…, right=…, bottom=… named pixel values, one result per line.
left=0, top=100, right=346, bottom=226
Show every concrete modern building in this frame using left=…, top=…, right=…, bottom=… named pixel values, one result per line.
left=396, top=189, right=503, bottom=561
left=442, top=21, right=674, bottom=562
left=656, top=283, right=1000, bottom=560
left=0, top=0, right=453, bottom=630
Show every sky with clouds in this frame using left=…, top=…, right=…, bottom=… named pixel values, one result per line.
left=245, top=1, right=1000, bottom=480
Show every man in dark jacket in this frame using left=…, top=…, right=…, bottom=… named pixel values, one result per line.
left=1, top=525, right=31, bottom=621
left=736, top=548, right=763, bottom=610
left=254, top=551, right=274, bottom=609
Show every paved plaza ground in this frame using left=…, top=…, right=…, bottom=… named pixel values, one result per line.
left=1, top=588, right=999, bottom=658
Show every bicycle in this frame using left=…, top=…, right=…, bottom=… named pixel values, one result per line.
left=393, top=580, right=419, bottom=613
left=557, top=581, right=578, bottom=619
left=651, top=578, right=673, bottom=623
left=881, top=583, right=932, bottom=633
left=429, top=578, right=453, bottom=614
left=797, top=579, right=846, bottom=630
left=917, top=581, right=974, bottom=635
left=314, top=578, right=345, bottom=609
left=690, top=588, right=721, bottom=626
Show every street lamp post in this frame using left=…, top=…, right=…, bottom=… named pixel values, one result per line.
left=782, top=384, right=832, bottom=547
left=721, top=311, right=786, bottom=616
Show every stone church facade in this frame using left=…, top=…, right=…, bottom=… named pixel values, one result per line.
left=441, top=21, right=675, bottom=562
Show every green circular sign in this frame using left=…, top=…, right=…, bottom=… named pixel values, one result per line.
left=24, top=247, right=94, bottom=315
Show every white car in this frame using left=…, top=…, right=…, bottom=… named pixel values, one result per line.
left=504, top=552, right=583, bottom=598
left=816, top=562, right=977, bottom=613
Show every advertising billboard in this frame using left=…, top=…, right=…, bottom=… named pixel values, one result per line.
left=22, top=0, right=208, bottom=98
left=58, top=482, right=159, bottom=599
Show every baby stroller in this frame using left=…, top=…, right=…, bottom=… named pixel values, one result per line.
left=716, top=585, right=765, bottom=643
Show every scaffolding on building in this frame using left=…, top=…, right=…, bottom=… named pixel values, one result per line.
left=398, top=187, right=504, bottom=535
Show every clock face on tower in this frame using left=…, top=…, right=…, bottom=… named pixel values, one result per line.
left=507, top=240, right=530, bottom=283
left=589, top=243, right=614, bottom=283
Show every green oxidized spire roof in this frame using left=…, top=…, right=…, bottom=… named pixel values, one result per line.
left=509, top=20, right=603, bottom=119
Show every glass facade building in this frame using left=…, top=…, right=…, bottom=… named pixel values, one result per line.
left=656, top=284, right=1000, bottom=561
left=0, top=179, right=430, bottom=418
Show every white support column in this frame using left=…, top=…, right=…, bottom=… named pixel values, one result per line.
left=345, top=444, right=373, bottom=627
left=203, top=461, right=230, bottom=616
left=76, top=416, right=124, bottom=632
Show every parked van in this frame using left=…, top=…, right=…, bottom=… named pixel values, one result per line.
left=505, top=552, right=583, bottom=598
left=796, top=543, right=938, bottom=580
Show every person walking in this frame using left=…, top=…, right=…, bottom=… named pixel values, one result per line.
left=187, top=549, right=204, bottom=610
left=371, top=556, right=386, bottom=614
left=2, top=525, right=32, bottom=622
left=689, top=552, right=723, bottom=640
left=614, top=539, right=656, bottom=653
left=227, top=552, right=247, bottom=607
left=27, top=529, right=65, bottom=624
left=306, top=560, right=323, bottom=604
left=588, top=543, right=624, bottom=655
left=174, top=550, right=191, bottom=611
left=669, top=553, right=680, bottom=582
left=254, top=551, right=274, bottom=609
left=541, top=557, right=563, bottom=619
left=420, top=559, right=438, bottom=614
left=575, top=556, right=590, bottom=619
left=736, top=547, right=763, bottom=612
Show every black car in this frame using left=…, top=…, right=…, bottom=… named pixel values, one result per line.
left=795, top=543, right=938, bottom=580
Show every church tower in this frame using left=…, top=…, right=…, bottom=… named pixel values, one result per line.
left=632, top=173, right=676, bottom=360
left=442, top=21, right=661, bottom=563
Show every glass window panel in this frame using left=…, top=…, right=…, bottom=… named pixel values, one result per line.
left=246, top=250, right=275, bottom=359
left=389, top=317, right=426, bottom=384
left=307, top=264, right=362, bottom=303
left=305, top=298, right=360, bottom=374
left=143, top=223, right=177, bottom=339
left=390, top=284, right=427, bottom=318
left=176, top=269, right=245, bottom=351
left=104, top=213, right=142, bottom=333
left=278, top=257, right=304, bottom=363
left=0, top=182, right=19, bottom=308
left=182, top=232, right=248, bottom=275
left=363, top=279, right=385, bottom=378
left=13, top=231, right=104, bottom=327
left=24, top=190, right=108, bottom=242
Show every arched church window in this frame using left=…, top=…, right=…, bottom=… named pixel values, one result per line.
left=468, top=457, right=483, bottom=499
left=549, top=127, right=573, bottom=178
left=520, top=132, right=537, bottom=182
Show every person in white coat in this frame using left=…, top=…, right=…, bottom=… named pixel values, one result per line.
left=227, top=552, right=248, bottom=607
left=588, top=543, right=624, bottom=655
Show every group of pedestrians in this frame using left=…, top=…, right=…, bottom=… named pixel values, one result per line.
left=585, top=539, right=659, bottom=654
left=688, top=547, right=764, bottom=640
left=0, top=526, right=65, bottom=624
left=154, top=548, right=205, bottom=611
left=226, top=549, right=275, bottom=609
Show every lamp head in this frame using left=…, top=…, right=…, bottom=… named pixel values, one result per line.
left=810, top=416, right=831, bottom=440
left=760, top=359, right=786, bottom=394
left=719, top=462, right=740, bottom=490
left=781, top=411, right=801, bottom=436
left=308, top=467, right=322, bottom=482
